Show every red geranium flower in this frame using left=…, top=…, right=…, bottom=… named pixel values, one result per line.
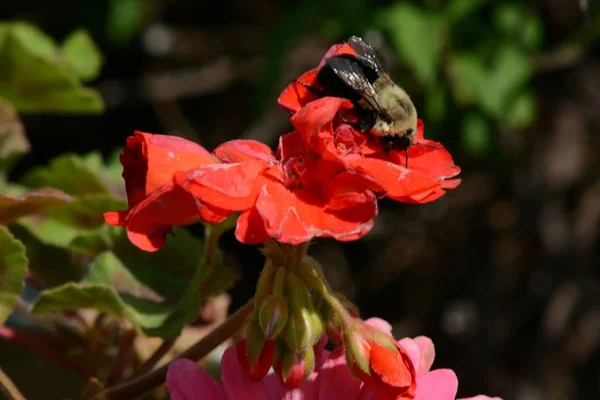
left=103, top=131, right=231, bottom=252
left=278, top=42, right=461, bottom=203
left=175, top=137, right=378, bottom=244
left=288, top=96, right=460, bottom=203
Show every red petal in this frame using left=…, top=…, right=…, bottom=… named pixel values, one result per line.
left=254, top=182, right=376, bottom=244
left=391, top=143, right=461, bottom=183
left=104, top=211, right=127, bottom=227
left=343, top=155, right=439, bottom=200
left=317, top=43, right=357, bottom=69
left=255, top=183, right=311, bottom=244
left=370, top=343, right=413, bottom=388
left=235, top=208, right=269, bottom=244
left=415, top=119, right=425, bottom=141
left=176, top=161, right=268, bottom=211
left=290, top=97, right=353, bottom=148
left=213, top=140, right=275, bottom=164
left=278, top=69, right=323, bottom=114
left=199, top=204, right=232, bottom=224
left=388, top=121, right=461, bottom=187
left=134, top=131, right=214, bottom=194
left=277, top=131, right=307, bottom=163
left=441, top=178, right=461, bottom=189
left=124, top=184, right=208, bottom=252
left=325, top=172, right=382, bottom=209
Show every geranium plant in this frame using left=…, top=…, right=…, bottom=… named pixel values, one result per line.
left=0, top=28, right=500, bottom=400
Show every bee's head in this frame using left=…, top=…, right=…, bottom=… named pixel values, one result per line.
left=371, top=84, right=417, bottom=139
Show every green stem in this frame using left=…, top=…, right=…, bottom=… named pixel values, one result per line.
left=295, top=256, right=353, bottom=323
left=93, top=299, right=255, bottom=400
left=263, top=239, right=284, bottom=266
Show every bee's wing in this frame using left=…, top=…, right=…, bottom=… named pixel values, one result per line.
left=326, top=56, right=388, bottom=117
left=347, top=36, right=394, bottom=82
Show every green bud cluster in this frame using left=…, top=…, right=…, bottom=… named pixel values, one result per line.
left=238, top=249, right=362, bottom=388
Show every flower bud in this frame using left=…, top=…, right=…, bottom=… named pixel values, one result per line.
left=245, top=318, right=268, bottom=367
left=343, top=323, right=416, bottom=400
left=286, top=271, right=313, bottom=311
left=309, top=309, right=324, bottom=345
left=275, top=347, right=316, bottom=389
left=335, top=291, right=360, bottom=318
left=320, top=301, right=343, bottom=345
left=296, top=256, right=327, bottom=294
left=235, top=337, right=276, bottom=383
left=255, top=260, right=276, bottom=305
left=272, top=266, right=287, bottom=297
left=258, top=295, right=288, bottom=340
left=283, top=308, right=314, bottom=351
left=343, top=328, right=370, bottom=376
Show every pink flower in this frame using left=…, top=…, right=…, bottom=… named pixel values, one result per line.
left=365, top=318, right=502, bottom=400
left=167, top=320, right=502, bottom=400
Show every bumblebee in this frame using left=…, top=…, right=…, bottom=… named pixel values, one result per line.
left=311, top=36, right=418, bottom=152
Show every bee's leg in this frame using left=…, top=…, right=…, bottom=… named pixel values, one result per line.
left=405, top=148, right=409, bottom=169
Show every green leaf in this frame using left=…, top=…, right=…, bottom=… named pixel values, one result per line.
left=425, top=85, right=447, bottom=123
left=461, top=112, right=491, bottom=156
left=33, top=250, right=210, bottom=338
left=506, top=91, right=536, bottom=129
left=33, top=282, right=128, bottom=317
left=0, top=226, right=28, bottom=324
left=10, top=223, right=83, bottom=286
left=203, top=260, right=239, bottom=298
left=16, top=216, right=80, bottom=248
left=104, top=148, right=126, bottom=199
left=451, top=53, right=488, bottom=106
left=378, top=3, right=442, bottom=85
left=68, top=224, right=122, bottom=256
left=3, top=22, right=57, bottom=59
left=21, top=153, right=112, bottom=196
left=445, top=0, right=488, bottom=22
left=0, top=99, right=29, bottom=174
left=0, top=22, right=104, bottom=113
left=493, top=4, right=524, bottom=36
left=452, top=46, right=532, bottom=117
left=522, top=15, right=544, bottom=50
left=0, top=188, right=73, bottom=224
left=111, top=228, right=202, bottom=298
left=47, top=195, right=127, bottom=230
left=106, top=0, right=143, bottom=47
left=485, top=46, right=532, bottom=115
left=60, top=30, right=103, bottom=82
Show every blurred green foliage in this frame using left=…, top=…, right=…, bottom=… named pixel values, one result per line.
left=0, top=22, right=104, bottom=113
left=0, top=21, right=239, bottom=346
left=376, top=0, right=541, bottom=154
left=0, top=226, right=27, bottom=325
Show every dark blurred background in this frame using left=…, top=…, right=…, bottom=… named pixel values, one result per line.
left=2, top=0, right=600, bottom=399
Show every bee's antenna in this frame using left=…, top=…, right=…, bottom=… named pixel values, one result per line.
left=405, top=148, right=409, bottom=169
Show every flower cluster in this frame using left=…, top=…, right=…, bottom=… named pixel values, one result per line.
left=167, top=318, right=500, bottom=400
left=104, top=36, right=485, bottom=400
left=104, top=41, right=460, bottom=251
